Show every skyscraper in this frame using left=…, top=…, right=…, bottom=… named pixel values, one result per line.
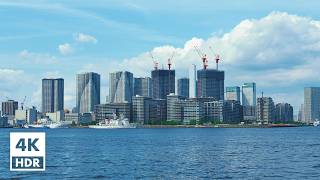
left=197, top=69, right=224, bottom=100
left=42, top=78, right=64, bottom=113
left=226, top=86, right=240, bottom=101
left=76, top=72, right=100, bottom=113
left=134, top=77, right=152, bottom=97
left=109, top=71, right=134, bottom=103
left=275, top=103, right=293, bottom=122
left=242, top=82, right=256, bottom=118
left=304, top=87, right=320, bottom=123
left=152, top=69, right=175, bottom=99
left=1, top=100, right=18, bottom=116
left=177, top=78, right=190, bottom=98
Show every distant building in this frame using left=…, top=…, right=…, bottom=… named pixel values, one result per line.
left=1, top=100, right=18, bottom=116
left=167, top=94, right=185, bottom=122
left=242, top=82, right=256, bottom=120
left=94, top=103, right=132, bottom=122
left=132, top=95, right=167, bottom=124
left=15, top=107, right=37, bottom=125
left=0, top=116, right=8, bottom=127
left=226, top=86, right=240, bottom=101
left=275, top=103, right=293, bottom=122
left=76, top=72, right=100, bottom=113
left=65, top=113, right=80, bottom=124
left=46, top=110, right=64, bottom=122
left=166, top=96, right=215, bottom=124
left=152, top=69, right=175, bottom=99
left=109, top=71, right=134, bottom=103
left=205, top=100, right=243, bottom=124
left=42, top=78, right=64, bottom=113
left=298, top=104, right=304, bottom=122
left=177, top=78, right=190, bottom=98
left=64, top=113, right=93, bottom=124
left=304, top=87, right=320, bottom=123
left=197, top=69, right=224, bottom=100
left=134, top=77, right=152, bottom=97
left=256, top=97, right=275, bottom=124
left=181, top=99, right=206, bottom=124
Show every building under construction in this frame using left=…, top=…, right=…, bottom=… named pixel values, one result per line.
left=197, top=69, right=224, bottom=100
left=151, top=69, right=175, bottom=99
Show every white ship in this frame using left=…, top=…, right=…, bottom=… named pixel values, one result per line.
left=89, top=113, right=136, bottom=129
left=46, top=121, right=71, bottom=128
left=313, top=120, right=320, bottom=127
left=23, top=123, right=48, bottom=129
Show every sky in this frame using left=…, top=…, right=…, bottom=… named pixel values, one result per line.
left=1, top=0, right=320, bottom=114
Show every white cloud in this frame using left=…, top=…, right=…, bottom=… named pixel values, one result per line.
left=58, top=43, right=74, bottom=55
left=74, top=33, right=97, bottom=44
left=19, top=49, right=57, bottom=64
left=97, top=12, right=320, bottom=111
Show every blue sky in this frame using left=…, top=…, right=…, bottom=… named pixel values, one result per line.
left=1, top=0, right=320, bottom=114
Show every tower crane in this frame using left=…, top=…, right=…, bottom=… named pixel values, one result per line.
left=149, top=52, right=158, bottom=70
left=209, top=46, right=221, bottom=70
left=194, top=46, right=208, bottom=70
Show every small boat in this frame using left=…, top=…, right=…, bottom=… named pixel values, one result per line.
left=313, top=120, right=319, bottom=127
left=89, top=113, right=136, bottom=129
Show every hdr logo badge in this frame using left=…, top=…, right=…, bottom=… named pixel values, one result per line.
left=10, top=132, right=45, bottom=171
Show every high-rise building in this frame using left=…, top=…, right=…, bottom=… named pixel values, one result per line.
left=76, top=72, right=100, bottom=113
left=275, top=103, right=293, bottom=122
left=109, top=71, right=134, bottom=103
left=226, top=86, right=240, bottom=101
left=134, top=77, right=152, bottom=97
left=152, top=69, right=175, bottom=99
left=1, top=100, right=18, bottom=116
left=42, top=78, right=64, bottom=113
left=242, top=82, right=256, bottom=119
left=304, top=87, right=320, bottom=123
left=256, top=97, right=275, bottom=124
left=197, top=69, right=224, bottom=100
left=177, top=78, right=190, bottom=98
left=298, top=104, right=304, bottom=122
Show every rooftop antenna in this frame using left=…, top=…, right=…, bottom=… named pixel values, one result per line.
left=149, top=52, right=158, bottom=70
left=194, top=46, right=208, bottom=70
left=21, top=96, right=26, bottom=110
left=209, top=46, right=221, bottom=70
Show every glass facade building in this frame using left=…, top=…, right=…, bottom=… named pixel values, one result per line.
left=109, top=71, right=134, bottom=103
left=42, top=78, right=64, bottom=113
left=76, top=72, right=100, bottom=113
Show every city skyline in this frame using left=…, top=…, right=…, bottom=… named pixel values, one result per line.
left=2, top=1, right=320, bottom=112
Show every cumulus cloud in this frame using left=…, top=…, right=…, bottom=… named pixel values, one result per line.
left=58, top=43, right=74, bottom=55
left=96, top=12, right=320, bottom=111
left=74, top=33, right=97, bottom=44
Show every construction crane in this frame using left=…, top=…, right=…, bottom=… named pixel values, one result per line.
left=167, top=52, right=175, bottom=70
left=149, top=52, right=158, bottom=70
left=209, top=46, right=221, bottom=70
left=21, top=96, right=26, bottom=110
left=194, top=46, right=208, bottom=70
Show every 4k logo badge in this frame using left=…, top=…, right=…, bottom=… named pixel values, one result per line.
left=10, top=132, right=46, bottom=171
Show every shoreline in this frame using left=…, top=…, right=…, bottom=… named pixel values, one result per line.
left=4, top=123, right=308, bottom=129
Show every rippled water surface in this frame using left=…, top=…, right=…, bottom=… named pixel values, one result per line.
left=0, top=127, right=320, bottom=179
